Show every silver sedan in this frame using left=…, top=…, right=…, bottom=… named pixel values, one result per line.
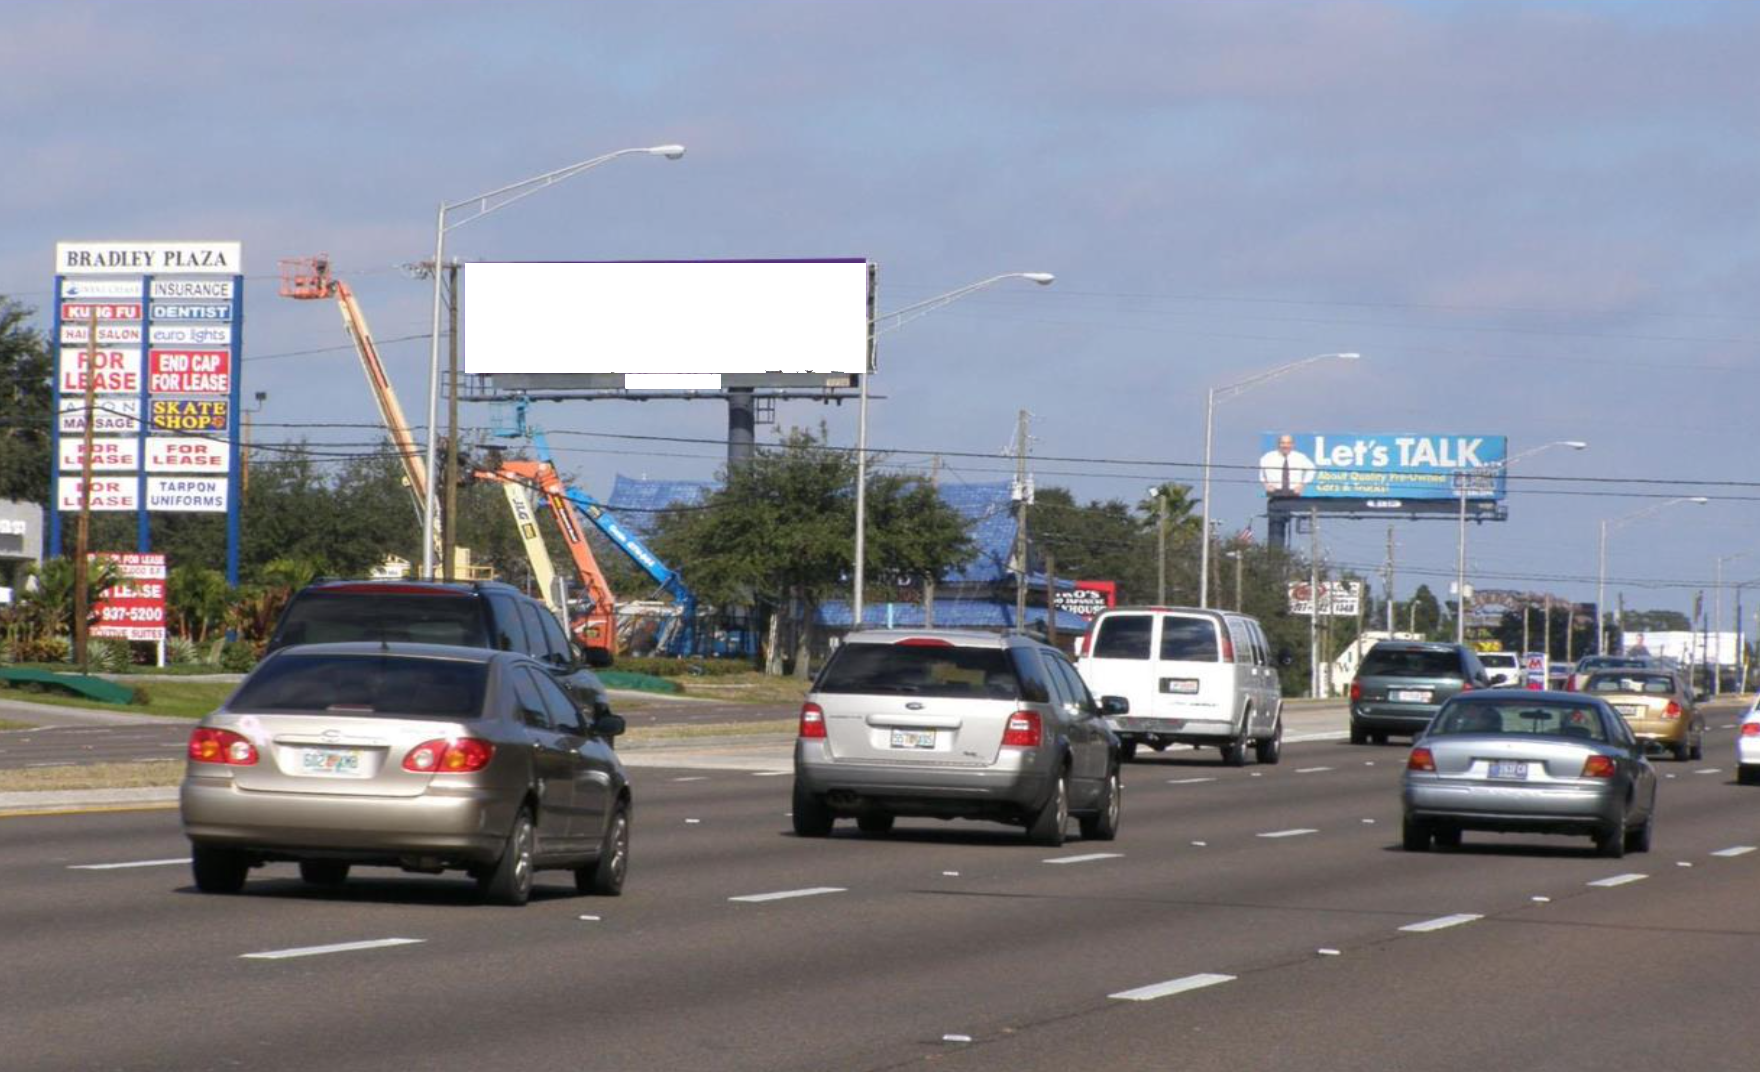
left=1401, top=690, right=1657, bottom=858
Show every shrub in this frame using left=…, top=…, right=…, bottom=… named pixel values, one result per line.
left=165, top=636, right=201, bottom=666
left=87, top=639, right=131, bottom=673
left=616, top=655, right=757, bottom=678
left=220, top=641, right=257, bottom=674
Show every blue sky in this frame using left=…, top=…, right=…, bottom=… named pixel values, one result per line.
left=4, top=0, right=1758, bottom=620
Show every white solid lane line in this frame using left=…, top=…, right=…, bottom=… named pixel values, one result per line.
left=729, top=887, right=847, bottom=903
left=1587, top=873, right=1648, bottom=888
left=1711, top=846, right=1756, bottom=857
left=242, top=938, right=425, bottom=961
left=1110, top=973, right=1236, bottom=1002
left=1294, top=766, right=1334, bottom=774
left=68, top=858, right=190, bottom=871
left=1398, top=913, right=1483, bottom=933
left=751, top=771, right=791, bottom=777
left=1042, top=853, right=1123, bottom=865
left=1257, top=828, right=1318, bottom=839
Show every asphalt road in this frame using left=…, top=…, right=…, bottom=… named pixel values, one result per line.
left=4, top=702, right=1756, bottom=1071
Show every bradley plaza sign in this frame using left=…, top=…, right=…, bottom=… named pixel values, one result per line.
left=1259, top=433, right=1509, bottom=501
left=49, top=240, right=245, bottom=585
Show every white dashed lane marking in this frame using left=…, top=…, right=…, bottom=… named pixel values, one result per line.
left=1109, top=973, right=1236, bottom=1002
left=1711, top=846, right=1756, bottom=858
left=1257, top=828, right=1318, bottom=839
left=751, top=771, right=791, bottom=777
left=1399, top=913, right=1483, bottom=933
left=1294, top=766, right=1333, bottom=774
left=1042, top=853, right=1123, bottom=865
left=242, top=938, right=425, bottom=960
left=68, top=858, right=190, bottom=871
left=729, top=887, right=847, bottom=903
left=1694, top=769, right=1723, bottom=775
left=1587, top=873, right=1648, bottom=888
left=1166, top=777, right=1216, bottom=785
left=671, top=776, right=709, bottom=782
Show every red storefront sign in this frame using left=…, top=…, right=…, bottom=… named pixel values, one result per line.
left=90, top=553, right=167, bottom=641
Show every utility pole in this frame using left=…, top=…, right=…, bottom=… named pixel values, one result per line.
left=1233, top=551, right=1244, bottom=612
left=442, top=260, right=461, bottom=583
left=1012, top=410, right=1030, bottom=633
left=923, top=454, right=940, bottom=628
left=1309, top=505, right=1320, bottom=698
left=1521, top=602, right=1530, bottom=658
left=1045, top=550, right=1059, bottom=647
left=1383, top=524, right=1396, bottom=633
left=72, top=308, right=99, bottom=671
left=1156, top=489, right=1168, bottom=606
left=1543, top=596, right=1552, bottom=662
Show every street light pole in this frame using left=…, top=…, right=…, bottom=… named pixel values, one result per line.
left=1714, top=552, right=1747, bottom=696
left=852, top=272, right=1054, bottom=627
left=419, top=143, right=686, bottom=578
left=1455, top=440, right=1587, bottom=648
left=1595, top=496, right=1711, bottom=654
left=1199, top=352, right=1358, bottom=609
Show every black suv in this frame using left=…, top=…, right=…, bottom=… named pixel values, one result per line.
left=1349, top=640, right=1490, bottom=744
left=266, top=580, right=616, bottom=716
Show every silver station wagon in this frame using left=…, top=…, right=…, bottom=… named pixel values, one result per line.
left=793, top=630, right=1126, bottom=846
left=180, top=643, right=632, bottom=905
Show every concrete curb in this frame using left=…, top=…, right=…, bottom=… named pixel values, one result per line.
left=0, top=786, right=178, bottom=817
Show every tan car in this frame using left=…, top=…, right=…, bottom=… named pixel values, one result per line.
left=1580, top=669, right=1704, bottom=761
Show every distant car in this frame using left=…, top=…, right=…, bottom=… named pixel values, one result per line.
left=1477, top=652, right=1523, bottom=688
left=1579, top=669, right=1703, bottom=761
left=1566, top=654, right=1654, bottom=692
left=1739, top=699, right=1760, bottom=786
left=793, top=629, right=1123, bottom=846
left=1402, top=690, right=1657, bottom=858
left=1076, top=606, right=1287, bottom=766
left=267, top=579, right=616, bottom=715
left=1350, top=641, right=1490, bottom=745
left=180, top=643, right=631, bottom=905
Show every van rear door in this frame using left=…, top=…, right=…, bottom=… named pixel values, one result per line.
left=1151, top=614, right=1233, bottom=721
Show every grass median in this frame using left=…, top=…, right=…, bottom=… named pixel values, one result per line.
left=0, top=680, right=234, bottom=720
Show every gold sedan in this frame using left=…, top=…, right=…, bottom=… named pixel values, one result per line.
left=1581, top=669, right=1705, bottom=761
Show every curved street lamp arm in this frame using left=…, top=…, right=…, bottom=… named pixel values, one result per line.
left=441, top=147, right=672, bottom=232
left=1211, top=352, right=1357, bottom=405
left=875, top=273, right=1053, bottom=336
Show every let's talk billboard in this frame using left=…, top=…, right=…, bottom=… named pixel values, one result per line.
left=460, top=260, right=871, bottom=379
left=1257, top=433, right=1509, bottom=501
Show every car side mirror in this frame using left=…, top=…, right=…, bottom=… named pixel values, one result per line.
left=594, top=712, right=626, bottom=738
left=577, top=644, right=614, bottom=669
left=1100, top=695, right=1130, bottom=716
left=1276, top=649, right=1295, bottom=668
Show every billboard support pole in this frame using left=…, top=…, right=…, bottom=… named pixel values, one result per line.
left=1455, top=476, right=1467, bottom=646
left=1308, top=505, right=1320, bottom=698
left=73, top=307, right=99, bottom=670
left=225, top=274, right=245, bottom=588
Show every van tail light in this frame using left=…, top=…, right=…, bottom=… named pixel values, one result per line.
left=1220, top=634, right=1236, bottom=662
left=1407, top=747, right=1436, bottom=772
left=1350, top=680, right=1362, bottom=702
left=1742, top=723, right=1760, bottom=737
left=1001, top=710, right=1042, bottom=748
left=403, top=737, right=495, bottom=773
left=1663, top=701, right=1682, bottom=719
left=1459, top=681, right=1474, bottom=693
left=188, top=727, right=258, bottom=766
left=1581, top=754, right=1618, bottom=779
left=798, top=702, right=827, bottom=739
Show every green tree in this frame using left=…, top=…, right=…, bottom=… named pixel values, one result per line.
left=0, top=298, right=52, bottom=507
left=1409, top=584, right=1443, bottom=637
left=1621, top=609, right=1690, bottom=632
left=168, top=564, right=230, bottom=643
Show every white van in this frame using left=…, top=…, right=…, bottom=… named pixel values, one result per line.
left=1076, top=607, right=1286, bottom=766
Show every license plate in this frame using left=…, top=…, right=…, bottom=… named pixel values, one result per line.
left=1392, top=689, right=1432, bottom=703
left=1616, top=705, right=1643, bottom=718
left=300, top=747, right=364, bottom=775
left=1161, top=678, right=1200, bottom=695
left=889, top=729, right=936, bottom=750
left=1489, top=760, right=1529, bottom=780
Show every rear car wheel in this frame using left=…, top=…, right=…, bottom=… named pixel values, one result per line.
left=1078, top=767, right=1122, bottom=842
left=191, top=845, right=250, bottom=894
left=479, top=808, right=536, bottom=906
left=578, top=803, right=630, bottom=896
left=1118, top=739, right=1139, bottom=763
left=1689, top=737, right=1704, bottom=762
left=1673, top=741, right=1691, bottom=762
left=1255, top=719, right=1283, bottom=765
left=1624, top=811, right=1653, bottom=855
left=1739, top=766, right=1760, bottom=786
left=856, top=812, right=895, bottom=836
left=1221, top=729, right=1250, bottom=768
left=791, top=781, right=835, bottom=838
left=1401, top=815, right=1431, bottom=852
left=1594, top=821, right=1627, bottom=859
left=1027, top=771, right=1069, bottom=847
left=1350, top=723, right=1368, bottom=746
left=298, top=860, right=349, bottom=887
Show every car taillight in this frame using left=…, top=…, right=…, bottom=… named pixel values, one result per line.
left=798, top=702, right=827, bottom=739
left=1220, top=634, right=1235, bottom=662
left=1350, top=680, right=1362, bottom=701
left=1001, top=710, right=1042, bottom=747
left=403, top=737, right=495, bottom=773
left=1407, top=747, right=1436, bottom=772
left=1663, top=701, right=1682, bottom=719
left=1565, top=677, right=1577, bottom=692
left=1581, top=754, right=1618, bottom=778
left=1742, top=723, right=1760, bottom=737
left=188, top=727, right=258, bottom=766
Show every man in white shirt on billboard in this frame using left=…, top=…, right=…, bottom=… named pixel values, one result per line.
left=1260, top=434, right=1316, bottom=497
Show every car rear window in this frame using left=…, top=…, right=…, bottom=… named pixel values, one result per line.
left=815, top=643, right=1018, bottom=699
left=1585, top=672, right=1676, bottom=695
left=1358, top=647, right=1463, bottom=678
left=1160, top=617, right=1220, bottom=662
left=1429, top=699, right=1608, bottom=741
left=230, top=654, right=489, bottom=718
left=270, top=593, right=489, bottom=651
left=1091, top=615, right=1152, bottom=660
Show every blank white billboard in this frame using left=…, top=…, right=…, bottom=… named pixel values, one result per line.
left=461, top=259, right=871, bottom=377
